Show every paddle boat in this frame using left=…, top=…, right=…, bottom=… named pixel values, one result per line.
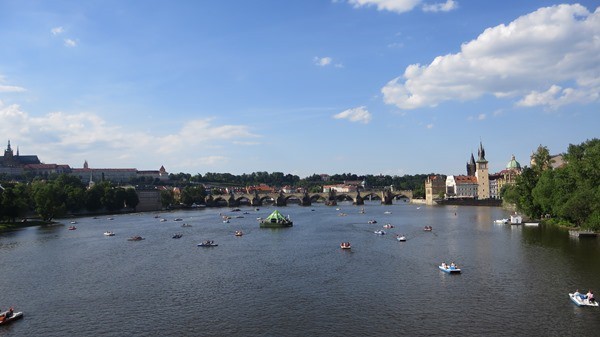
left=374, top=230, right=386, bottom=235
left=159, top=218, right=167, bottom=222
left=234, top=230, right=243, bottom=236
left=172, top=233, right=183, bottom=239
left=367, top=220, right=378, bottom=224
left=198, top=240, right=218, bottom=247
left=68, top=226, right=77, bottom=230
left=181, top=223, right=192, bottom=227
left=396, top=235, right=406, bottom=242
left=340, top=242, right=351, bottom=249
left=494, top=218, right=509, bottom=224
left=384, top=211, right=392, bottom=214
left=439, top=262, right=461, bottom=274
left=70, top=221, right=77, bottom=224
left=423, top=226, right=433, bottom=232
left=174, top=218, right=183, bottom=221
left=104, top=231, right=115, bottom=236
left=127, top=236, right=145, bottom=241
left=0, top=308, right=23, bottom=326
left=569, top=292, right=598, bottom=307
left=383, top=224, right=394, bottom=229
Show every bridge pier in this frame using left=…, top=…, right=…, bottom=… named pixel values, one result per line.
left=353, top=191, right=364, bottom=205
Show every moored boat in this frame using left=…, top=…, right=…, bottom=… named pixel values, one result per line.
left=260, top=210, right=293, bottom=228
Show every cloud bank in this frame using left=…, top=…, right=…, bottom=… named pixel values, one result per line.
left=0, top=101, right=260, bottom=171
left=382, top=4, right=600, bottom=109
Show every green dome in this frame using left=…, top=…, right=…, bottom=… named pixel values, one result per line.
left=506, top=155, right=521, bottom=170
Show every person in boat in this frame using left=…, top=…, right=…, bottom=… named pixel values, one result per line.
left=587, top=290, right=595, bottom=303
left=450, top=262, right=457, bottom=269
left=441, top=262, right=447, bottom=269
left=574, top=289, right=584, bottom=299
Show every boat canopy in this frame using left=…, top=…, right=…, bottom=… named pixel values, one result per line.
left=264, top=210, right=288, bottom=223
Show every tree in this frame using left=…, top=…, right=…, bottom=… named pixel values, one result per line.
left=0, top=185, right=29, bottom=222
left=31, top=181, right=67, bottom=221
left=160, top=189, right=174, bottom=208
left=125, top=188, right=140, bottom=210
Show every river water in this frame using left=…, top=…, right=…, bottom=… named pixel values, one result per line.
left=1, top=202, right=599, bottom=336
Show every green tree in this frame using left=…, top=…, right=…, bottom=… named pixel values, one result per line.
left=125, top=188, right=139, bottom=209
left=31, top=181, right=67, bottom=221
left=160, top=189, right=174, bottom=208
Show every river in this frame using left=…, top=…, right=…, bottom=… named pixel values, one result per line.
left=1, top=202, right=599, bottom=336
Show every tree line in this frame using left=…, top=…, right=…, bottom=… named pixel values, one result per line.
left=0, top=174, right=139, bottom=222
left=502, top=138, right=600, bottom=230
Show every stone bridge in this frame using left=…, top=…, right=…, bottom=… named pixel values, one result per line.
left=205, top=189, right=413, bottom=207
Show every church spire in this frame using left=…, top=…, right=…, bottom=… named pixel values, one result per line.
left=477, top=141, right=486, bottom=162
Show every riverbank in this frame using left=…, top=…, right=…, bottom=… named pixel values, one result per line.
left=0, top=220, right=50, bottom=233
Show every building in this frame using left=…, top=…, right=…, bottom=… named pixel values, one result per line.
left=0, top=140, right=42, bottom=176
left=425, top=175, right=446, bottom=205
left=323, top=184, right=357, bottom=193
left=475, top=142, right=490, bottom=199
left=446, top=175, right=478, bottom=198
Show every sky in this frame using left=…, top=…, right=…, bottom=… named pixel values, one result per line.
left=0, top=0, right=598, bottom=178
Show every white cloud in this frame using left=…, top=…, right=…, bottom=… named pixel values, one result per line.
left=0, top=76, right=26, bottom=93
left=422, top=0, right=458, bottom=13
left=314, top=56, right=343, bottom=68
left=426, top=123, right=434, bottom=129
left=64, top=38, right=77, bottom=47
left=333, top=106, right=373, bottom=124
left=382, top=4, right=600, bottom=109
left=0, top=102, right=260, bottom=171
left=478, top=113, right=486, bottom=120
left=51, top=27, right=64, bottom=35
left=347, top=0, right=421, bottom=14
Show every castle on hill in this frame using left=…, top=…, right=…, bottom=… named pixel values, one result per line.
left=0, top=140, right=168, bottom=184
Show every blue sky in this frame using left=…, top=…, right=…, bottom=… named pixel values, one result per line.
left=0, top=0, right=598, bottom=178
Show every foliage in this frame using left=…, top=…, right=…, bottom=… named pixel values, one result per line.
left=511, top=139, right=600, bottom=230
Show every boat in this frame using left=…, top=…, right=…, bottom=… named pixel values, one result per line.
left=524, top=222, right=539, bottom=227
left=172, top=233, right=183, bottom=239
left=367, top=220, right=377, bottom=224
left=439, top=263, right=461, bottom=274
left=494, top=219, right=509, bottom=224
left=159, top=218, right=167, bottom=222
left=384, top=211, right=392, bottom=214
left=70, top=221, right=77, bottom=224
left=68, top=226, right=76, bottom=230
left=423, top=226, right=433, bottom=232
left=0, top=309, right=23, bottom=326
left=234, top=230, right=243, bottom=236
left=198, top=240, right=218, bottom=247
left=569, top=293, right=598, bottom=307
left=173, top=218, right=183, bottom=221
left=374, top=230, right=386, bottom=235
left=104, top=231, right=115, bottom=236
left=340, top=242, right=351, bottom=249
left=396, top=235, right=406, bottom=242
left=181, top=223, right=192, bottom=227
left=383, top=224, right=394, bottom=229
left=223, top=220, right=230, bottom=223
left=259, top=210, right=293, bottom=228
left=359, top=208, right=365, bottom=214
left=127, top=236, right=145, bottom=241
left=107, top=217, right=114, bottom=221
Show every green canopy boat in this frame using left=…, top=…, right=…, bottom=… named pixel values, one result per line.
left=260, top=210, right=293, bottom=228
